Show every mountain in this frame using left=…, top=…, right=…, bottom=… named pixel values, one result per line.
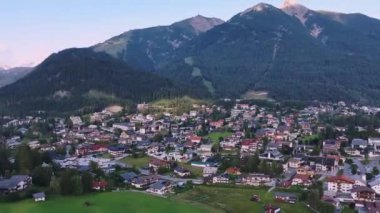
left=153, top=2, right=380, bottom=104
left=93, top=15, right=224, bottom=71
left=0, top=67, right=33, bottom=88
left=3, top=2, right=380, bottom=113
left=0, top=49, right=199, bottom=115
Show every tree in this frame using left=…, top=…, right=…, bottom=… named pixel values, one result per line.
left=351, top=164, right=358, bottom=175
left=373, top=167, right=380, bottom=176
left=50, top=175, right=61, bottom=194
left=82, top=172, right=93, bottom=193
left=246, top=152, right=259, bottom=173
left=153, top=133, right=164, bottom=142
left=60, top=169, right=79, bottom=195
left=0, top=143, right=12, bottom=176
left=345, top=158, right=353, bottom=165
left=72, top=175, right=83, bottom=195
left=258, top=160, right=269, bottom=174
left=32, top=166, right=52, bottom=187
left=15, top=144, right=33, bottom=174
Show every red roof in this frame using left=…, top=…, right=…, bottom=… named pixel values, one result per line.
left=327, top=176, right=355, bottom=184
left=241, top=139, right=257, bottom=146
left=92, top=180, right=108, bottom=189
left=293, top=174, right=310, bottom=182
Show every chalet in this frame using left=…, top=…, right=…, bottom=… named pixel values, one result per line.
left=225, top=167, right=241, bottom=176
left=131, top=175, right=159, bottom=189
left=288, top=158, right=302, bottom=168
left=174, top=167, right=191, bottom=177
left=265, top=204, right=281, bottom=213
left=113, top=123, right=133, bottom=131
left=259, top=150, right=284, bottom=162
left=108, top=145, right=125, bottom=156
left=188, top=135, right=202, bottom=144
left=369, top=137, right=380, bottom=152
left=33, top=192, right=46, bottom=202
left=149, top=158, right=170, bottom=170
left=240, top=139, right=259, bottom=154
left=314, top=157, right=337, bottom=173
left=274, top=192, right=297, bottom=204
left=351, top=186, right=376, bottom=202
left=0, top=175, right=32, bottom=194
left=241, top=173, right=271, bottom=186
left=203, top=166, right=218, bottom=177
left=92, top=180, right=108, bottom=191
left=351, top=138, right=368, bottom=149
left=209, top=120, right=224, bottom=130
left=212, top=174, right=230, bottom=184
left=327, top=176, right=355, bottom=193
left=322, top=139, right=340, bottom=154
left=146, top=180, right=173, bottom=195
left=220, top=138, right=239, bottom=150
left=120, top=172, right=138, bottom=184
left=291, top=174, right=312, bottom=187
left=369, top=179, right=380, bottom=194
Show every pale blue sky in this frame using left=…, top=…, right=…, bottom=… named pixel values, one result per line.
left=1, top=0, right=379, bottom=67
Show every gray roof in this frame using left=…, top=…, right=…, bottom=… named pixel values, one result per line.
left=33, top=192, right=45, bottom=199
left=352, top=138, right=367, bottom=146
left=369, top=179, right=380, bottom=187
left=0, top=175, right=30, bottom=189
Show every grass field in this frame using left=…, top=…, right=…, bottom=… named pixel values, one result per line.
left=0, top=192, right=209, bottom=213
left=179, top=163, right=203, bottom=177
left=206, top=131, right=233, bottom=143
left=176, top=185, right=312, bottom=213
left=120, top=156, right=150, bottom=168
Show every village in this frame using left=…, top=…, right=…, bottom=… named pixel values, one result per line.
left=2, top=100, right=380, bottom=213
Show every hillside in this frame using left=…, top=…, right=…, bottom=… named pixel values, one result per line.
left=0, top=49, right=200, bottom=114
left=155, top=3, right=380, bottom=104
left=0, top=67, right=33, bottom=88
left=93, top=15, right=224, bottom=72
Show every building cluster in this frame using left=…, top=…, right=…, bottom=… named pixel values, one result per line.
left=2, top=101, right=380, bottom=211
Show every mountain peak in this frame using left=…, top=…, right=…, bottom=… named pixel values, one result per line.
left=240, top=3, right=277, bottom=15
left=173, top=15, right=224, bottom=35
left=281, top=0, right=311, bottom=25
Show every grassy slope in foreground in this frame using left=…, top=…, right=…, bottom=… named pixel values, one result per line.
left=0, top=191, right=209, bottom=213
left=175, top=186, right=312, bottom=213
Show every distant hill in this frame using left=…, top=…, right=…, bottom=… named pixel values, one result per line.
left=0, top=49, right=202, bottom=115
left=0, top=67, right=33, bottom=88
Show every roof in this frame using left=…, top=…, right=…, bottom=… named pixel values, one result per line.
left=150, top=180, right=171, bottom=190
left=120, top=172, right=138, bottom=181
left=174, top=167, right=190, bottom=173
left=369, top=179, right=380, bottom=187
left=352, top=138, right=367, bottom=146
left=0, top=175, right=30, bottom=189
left=351, top=186, right=375, bottom=193
left=327, top=176, right=355, bottom=184
left=33, top=192, right=45, bottom=199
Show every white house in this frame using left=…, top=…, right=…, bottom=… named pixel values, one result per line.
left=203, top=166, right=218, bottom=177
left=369, top=138, right=380, bottom=152
left=33, top=192, right=45, bottom=202
left=369, top=179, right=380, bottom=194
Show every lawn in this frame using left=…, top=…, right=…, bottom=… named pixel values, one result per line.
left=120, top=156, right=150, bottom=168
left=206, top=131, right=233, bottom=143
left=179, top=163, right=203, bottom=177
left=175, top=185, right=312, bottom=213
left=0, top=191, right=209, bottom=213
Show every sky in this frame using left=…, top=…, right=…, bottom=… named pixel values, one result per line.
left=1, top=0, right=379, bottom=67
